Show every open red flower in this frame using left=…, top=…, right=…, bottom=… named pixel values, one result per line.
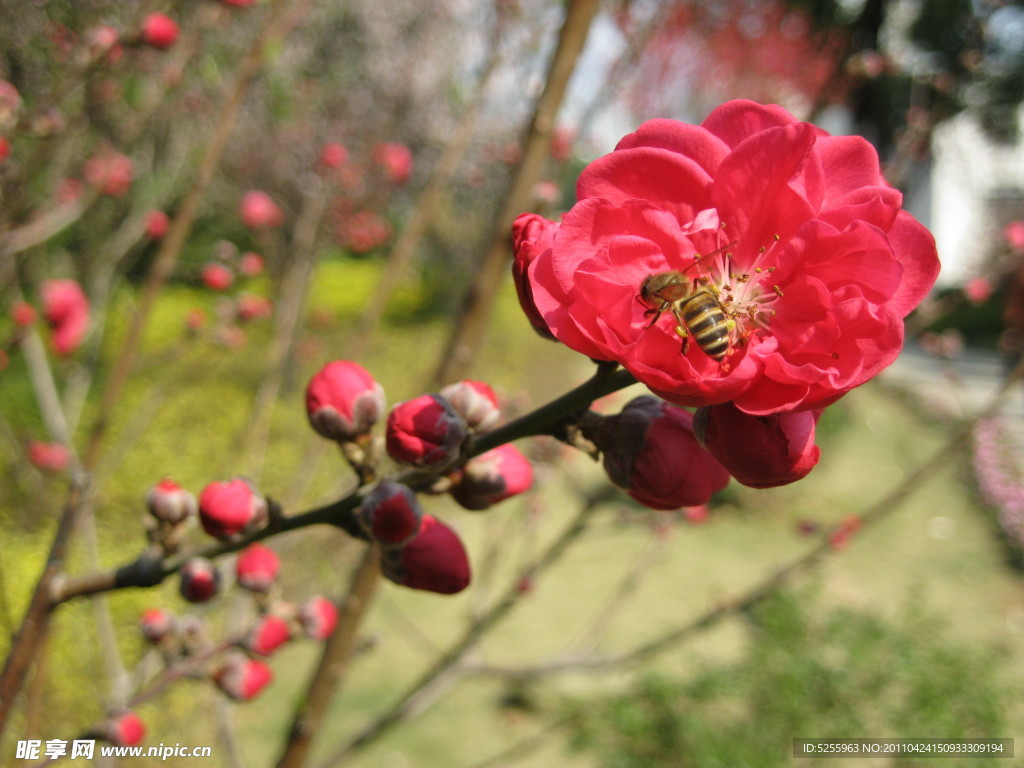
left=520, top=100, right=939, bottom=414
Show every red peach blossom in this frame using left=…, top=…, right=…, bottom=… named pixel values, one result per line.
left=27, top=441, right=70, bottom=473
left=695, top=401, right=820, bottom=488
left=239, top=190, right=284, bottom=229
left=964, top=276, right=993, bottom=304
left=299, top=596, right=338, bottom=640
left=214, top=655, right=273, bottom=700
left=337, top=209, right=392, bottom=253
left=10, top=301, right=36, bottom=327
left=235, top=294, right=273, bottom=322
left=198, top=477, right=268, bottom=539
left=373, top=142, right=413, bottom=184
left=105, top=712, right=145, bottom=747
left=235, top=542, right=280, bottom=592
left=320, top=142, right=348, bottom=169
left=84, top=151, right=133, bottom=197
left=1004, top=220, right=1024, bottom=253
left=0, top=137, right=9, bottom=161
left=239, top=251, right=264, bottom=277
left=201, top=262, right=234, bottom=291
left=141, top=13, right=179, bottom=49
left=520, top=100, right=940, bottom=415
left=40, top=279, right=90, bottom=356
left=179, top=558, right=221, bottom=602
left=511, top=213, right=558, bottom=340
left=450, top=444, right=534, bottom=511
left=245, top=614, right=291, bottom=656
left=146, top=210, right=169, bottom=239
left=139, top=608, right=177, bottom=643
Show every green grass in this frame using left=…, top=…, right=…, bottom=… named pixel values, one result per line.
left=1, top=258, right=1022, bottom=767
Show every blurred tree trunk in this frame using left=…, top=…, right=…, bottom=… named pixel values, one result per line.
left=429, top=0, right=601, bottom=388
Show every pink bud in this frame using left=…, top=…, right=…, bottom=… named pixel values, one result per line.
left=41, top=279, right=90, bottom=356
left=381, top=514, right=471, bottom=595
left=385, top=394, right=467, bottom=470
left=201, top=262, right=234, bottom=291
left=146, top=210, right=169, bottom=239
left=27, top=441, right=69, bottom=473
left=305, top=360, right=385, bottom=442
left=238, top=251, right=264, bottom=277
left=550, top=124, right=576, bottom=162
left=214, top=655, right=273, bottom=701
left=139, top=607, right=177, bottom=643
left=141, top=13, right=179, bottom=49
left=83, top=150, right=133, bottom=196
left=511, top=213, right=558, bottom=340
left=298, top=596, right=338, bottom=640
left=235, top=293, right=273, bottom=322
left=10, top=301, right=36, bottom=327
left=0, top=80, right=21, bottom=127
left=439, top=380, right=501, bottom=431
left=239, top=190, right=284, bottom=229
left=244, top=614, right=291, bottom=656
left=964, top=276, right=992, bottom=304
left=358, top=481, right=423, bottom=547
left=450, top=444, right=533, bottom=511
left=198, top=477, right=268, bottom=539
left=235, top=542, right=280, bottom=592
left=336, top=209, right=392, bottom=253
left=320, top=142, right=348, bottom=169
left=596, top=396, right=730, bottom=510
left=372, top=142, right=413, bottom=184
left=1005, top=220, right=1024, bottom=253
left=104, top=711, right=145, bottom=747
left=0, top=136, right=9, bottom=161
left=145, top=478, right=196, bottom=525
left=694, top=402, right=820, bottom=489
left=179, top=558, right=221, bottom=603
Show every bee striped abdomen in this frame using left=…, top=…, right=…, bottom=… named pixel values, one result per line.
left=680, top=289, right=729, bottom=360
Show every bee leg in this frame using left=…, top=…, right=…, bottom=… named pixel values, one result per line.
left=644, top=303, right=668, bottom=329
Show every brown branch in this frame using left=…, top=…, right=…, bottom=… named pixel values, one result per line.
left=312, top=486, right=617, bottom=768
left=465, top=362, right=1024, bottom=681
left=430, top=0, right=602, bottom=387
left=275, top=546, right=382, bottom=768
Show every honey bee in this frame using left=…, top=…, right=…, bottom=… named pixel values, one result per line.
left=639, top=269, right=732, bottom=361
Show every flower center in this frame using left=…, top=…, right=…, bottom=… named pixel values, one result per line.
left=689, top=223, right=785, bottom=341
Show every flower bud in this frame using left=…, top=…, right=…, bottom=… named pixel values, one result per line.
left=11, top=301, right=36, bottom=327
left=298, top=596, right=338, bottom=640
left=145, top=478, right=197, bottom=525
left=27, top=441, right=69, bottom=473
left=511, top=213, right=558, bottom=340
left=381, top=514, right=471, bottom=595
left=244, top=614, right=291, bottom=656
left=141, top=13, right=179, bottom=49
left=305, top=360, right=386, bottom=443
left=373, top=142, right=413, bottom=184
left=593, top=396, right=730, bottom=510
left=320, top=142, right=348, bottom=169
left=239, top=190, right=284, bottom=229
left=235, top=294, right=273, bottom=322
left=450, top=444, right=533, bottom=511
left=198, top=477, right=268, bottom=539
left=84, top=150, right=133, bottom=197
left=179, top=558, right=221, bottom=603
left=238, top=251, right=264, bottom=277
left=201, top=262, right=234, bottom=291
left=139, top=607, right=177, bottom=643
left=214, top=655, right=273, bottom=701
left=41, top=279, right=89, bottom=356
left=104, top=711, right=145, bottom=747
left=235, top=542, right=280, bottom=593
left=358, top=481, right=422, bottom=547
left=385, top=394, right=467, bottom=470
left=146, top=210, right=169, bottom=239
left=439, top=380, right=501, bottom=431
left=693, top=402, right=820, bottom=489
